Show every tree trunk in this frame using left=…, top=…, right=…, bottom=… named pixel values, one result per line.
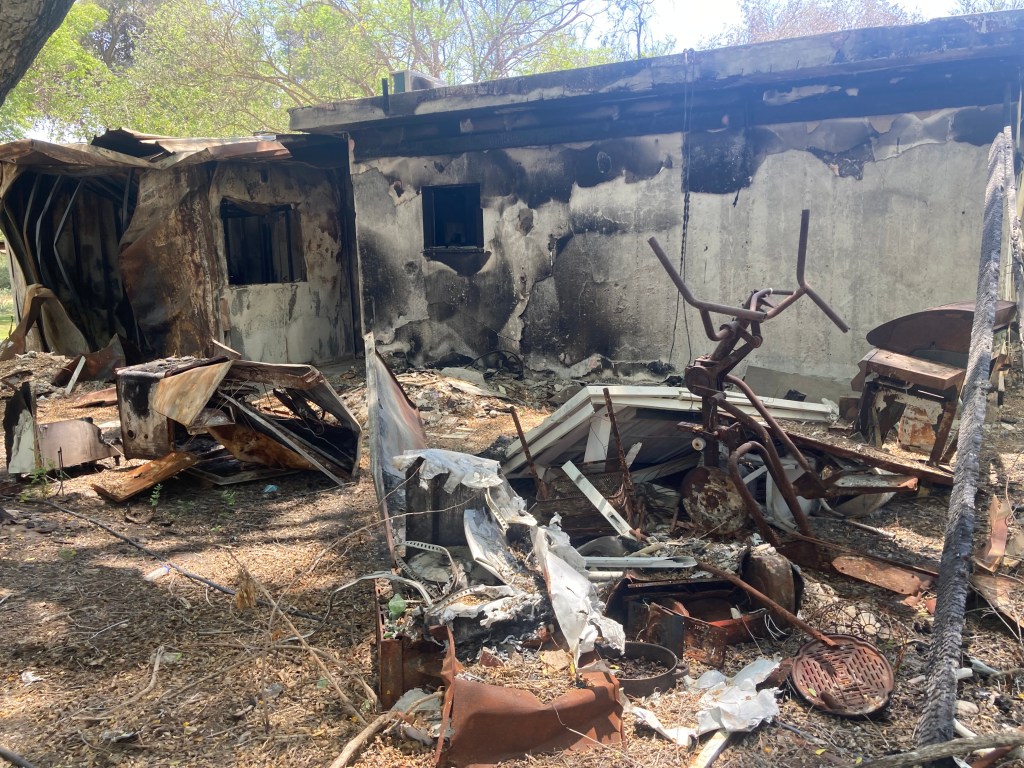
left=0, top=0, right=76, bottom=108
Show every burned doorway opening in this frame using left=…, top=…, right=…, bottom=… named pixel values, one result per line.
left=0, top=169, right=142, bottom=358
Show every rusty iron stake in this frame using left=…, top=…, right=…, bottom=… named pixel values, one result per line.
left=509, top=406, right=547, bottom=500
left=602, top=387, right=641, bottom=530
left=694, top=560, right=837, bottom=648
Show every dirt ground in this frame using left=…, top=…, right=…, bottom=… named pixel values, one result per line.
left=1, top=356, right=1023, bottom=768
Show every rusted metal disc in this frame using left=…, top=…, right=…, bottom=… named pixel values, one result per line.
left=790, top=634, right=894, bottom=717
left=682, top=466, right=748, bottom=536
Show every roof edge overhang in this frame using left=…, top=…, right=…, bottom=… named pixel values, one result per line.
left=289, top=10, right=1024, bottom=160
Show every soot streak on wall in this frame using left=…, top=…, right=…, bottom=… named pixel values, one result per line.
left=354, top=105, right=1003, bottom=382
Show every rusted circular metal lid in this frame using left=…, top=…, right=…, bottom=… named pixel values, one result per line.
left=790, top=634, right=894, bottom=717
left=682, top=466, right=748, bottom=536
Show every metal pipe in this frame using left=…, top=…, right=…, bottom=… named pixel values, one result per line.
left=647, top=236, right=768, bottom=323
left=718, top=399, right=815, bottom=537
left=695, top=558, right=837, bottom=647
left=509, top=406, right=546, bottom=500
left=724, top=374, right=818, bottom=478
left=603, top=387, right=640, bottom=529
left=725, top=441, right=784, bottom=547
left=794, top=209, right=850, bottom=333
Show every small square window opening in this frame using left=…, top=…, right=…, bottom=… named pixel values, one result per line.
left=422, top=184, right=484, bottom=251
left=221, top=199, right=306, bottom=285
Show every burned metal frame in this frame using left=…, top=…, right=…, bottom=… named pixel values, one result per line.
left=647, top=209, right=868, bottom=547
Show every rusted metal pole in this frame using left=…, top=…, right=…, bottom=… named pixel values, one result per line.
left=917, top=131, right=1006, bottom=754
left=602, top=387, right=640, bottom=529
left=694, top=559, right=836, bottom=647
left=509, top=406, right=547, bottom=500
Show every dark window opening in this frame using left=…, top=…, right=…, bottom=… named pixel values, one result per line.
left=221, top=199, right=306, bottom=285
left=422, top=184, right=484, bottom=251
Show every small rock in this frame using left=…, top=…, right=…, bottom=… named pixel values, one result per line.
left=956, top=700, right=980, bottom=717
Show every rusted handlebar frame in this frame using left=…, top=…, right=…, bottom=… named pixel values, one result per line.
left=647, top=209, right=850, bottom=340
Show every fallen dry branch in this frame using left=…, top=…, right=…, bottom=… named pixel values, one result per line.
left=226, top=554, right=369, bottom=725
left=74, top=645, right=165, bottom=722
left=0, top=746, right=39, bottom=768
left=29, top=498, right=324, bottom=622
left=861, top=732, right=1024, bottom=768
left=327, top=692, right=442, bottom=768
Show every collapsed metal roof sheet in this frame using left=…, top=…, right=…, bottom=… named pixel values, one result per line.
left=0, top=130, right=349, bottom=175
left=502, top=385, right=832, bottom=479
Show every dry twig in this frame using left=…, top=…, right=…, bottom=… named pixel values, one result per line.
left=861, top=732, right=1024, bottom=768
left=74, top=645, right=165, bottom=721
left=226, top=554, right=368, bottom=725
left=0, top=746, right=39, bottom=768
left=327, top=691, right=441, bottom=768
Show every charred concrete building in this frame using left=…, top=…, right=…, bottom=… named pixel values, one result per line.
left=0, top=132, right=360, bottom=365
left=1, top=12, right=1023, bottom=389
left=291, top=10, right=1024, bottom=393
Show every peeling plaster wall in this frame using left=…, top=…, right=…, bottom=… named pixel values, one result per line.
left=210, top=163, right=354, bottom=364
left=353, top=106, right=1000, bottom=385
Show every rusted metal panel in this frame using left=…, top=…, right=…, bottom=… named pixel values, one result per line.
left=207, top=424, right=316, bottom=471
left=857, top=348, right=966, bottom=391
left=976, top=496, right=1013, bottom=573
left=365, top=332, right=428, bottom=555
left=865, top=299, right=1016, bottom=358
left=51, top=336, right=126, bottom=388
left=831, top=556, right=933, bottom=595
left=36, top=420, right=116, bottom=468
left=375, top=583, right=445, bottom=709
left=785, top=429, right=954, bottom=486
left=92, top=451, right=199, bottom=503
left=439, top=645, right=624, bottom=767
left=151, top=360, right=232, bottom=426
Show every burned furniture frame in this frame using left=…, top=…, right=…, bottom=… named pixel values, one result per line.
left=647, top=210, right=909, bottom=547
left=852, top=300, right=1017, bottom=465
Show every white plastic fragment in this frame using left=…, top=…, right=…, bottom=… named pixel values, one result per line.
left=531, top=521, right=625, bottom=662
left=694, top=658, right=781, bottom=735
left=394, top=449, right=504, bottom=492
left=632, top=706, right=697, bottom=746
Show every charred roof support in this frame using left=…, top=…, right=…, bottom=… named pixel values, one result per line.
left=917, top=127, right=1007, bottom=752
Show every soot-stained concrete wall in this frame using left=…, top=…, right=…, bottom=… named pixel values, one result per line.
left=210, top=163, right=355, bottom=364
left=353, top=106, right=1000, bottom=385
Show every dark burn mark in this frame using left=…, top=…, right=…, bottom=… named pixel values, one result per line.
left=808, top=140, right=874, bottom=179
left=521, top=139, right=670, bottom=207
left=951, top=106, right=1004, bottom=146
left=684, top=128, right=772, bottom=194
left=521, top=235, right=629, bottom=367
left=359, top=238, right=408, bottom=329
left=518, top=208, right=534, bottom=234
left=424, top=249, right=491, bottom=276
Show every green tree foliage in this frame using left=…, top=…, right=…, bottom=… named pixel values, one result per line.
left=0, top=1, right=114, bottom=140
left=1, top=0, right=651, bottom=139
